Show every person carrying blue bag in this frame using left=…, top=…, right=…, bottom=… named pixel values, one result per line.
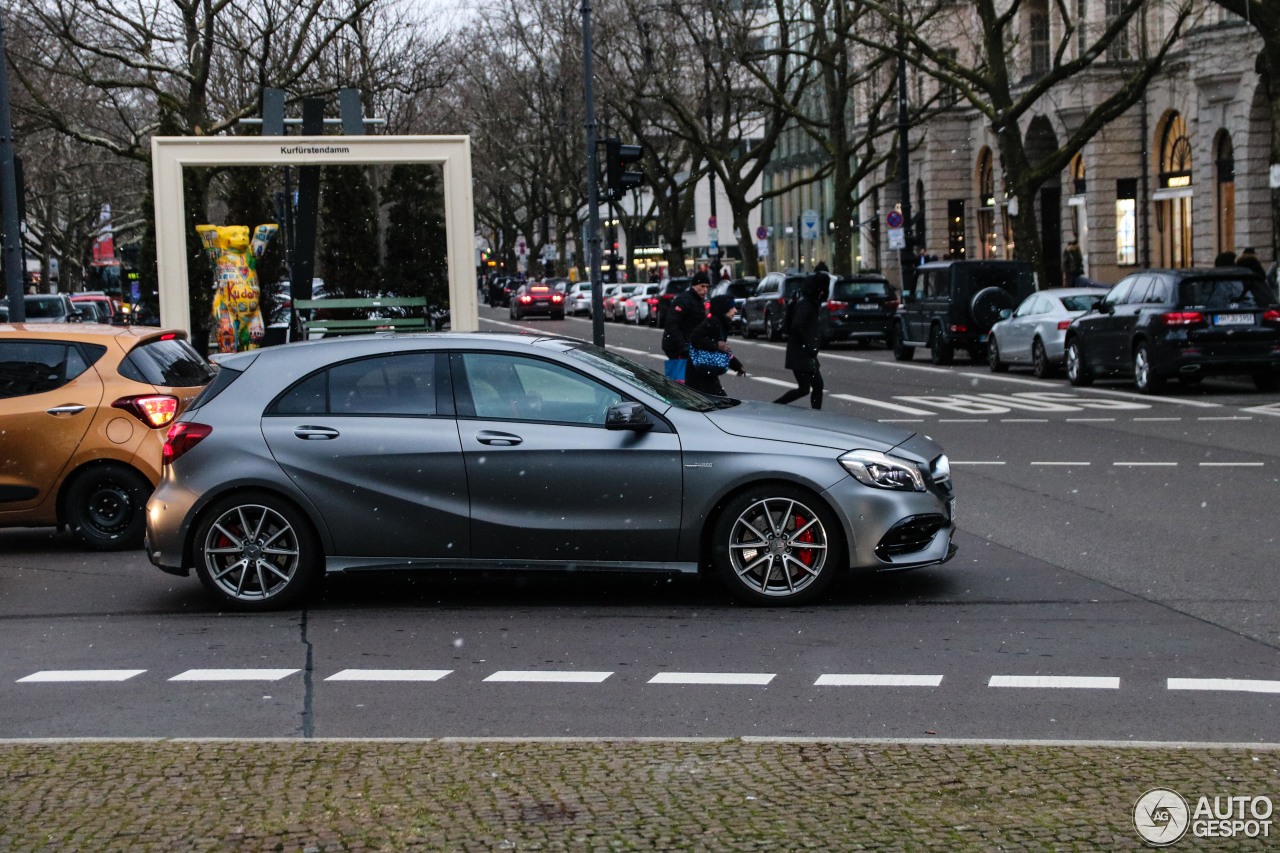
left=661, top=271, right=711, bottom=382
left=686, top=294, right=746, bottom=396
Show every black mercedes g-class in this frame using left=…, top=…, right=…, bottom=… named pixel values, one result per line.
left=892, top=260, right=1036, bottom=364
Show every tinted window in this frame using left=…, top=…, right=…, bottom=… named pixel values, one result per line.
left=1178, top=277, right=1275, bottom=310
left=461, top=352, right=623, bottom=425
left=0, top=341, right=93, bottom=398
left=118, top=338, right=215, bottom=387
left=924, top=271, right=947, bottom=298
left=833, top=279, right=888, bottom=299
left=23, top=297, right=70, bottom=319
left=954, top=264, right=1033, bottom=296
left=1102, top=278, right=1135, bottom=308
left=1060, top=293, right=1104, bottom=312
left=332, top=353, right=436, bottom=415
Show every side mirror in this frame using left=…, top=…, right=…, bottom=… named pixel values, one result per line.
left=1098, top=301, right=1114, bottom=315
left=998, top=308, right=1012, bottom=320
left=606, top=401, right=653, bottom=431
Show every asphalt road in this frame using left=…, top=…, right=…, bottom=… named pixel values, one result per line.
left=1, top=306, right=1277, bottom=745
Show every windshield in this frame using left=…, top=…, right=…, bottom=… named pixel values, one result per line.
left=834, top=279, right=888, bottom=298
left=1179, top=277, right=1276, bottom=310
left=564, top=342, right=740, bottom=411
left=24, top=297, right=68, bottom=319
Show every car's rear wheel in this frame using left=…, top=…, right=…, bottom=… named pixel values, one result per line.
left=987, top=336, right=1008, bottom=372
left=1031, top=339, right=1055, bottom=379
left=193, top=492, right=320, bottom=611
left=65, top=464, right=151, bottom=550
left=1133, top=343, right=1165, bottom=394
left=891, top=324, right=914, bottom=361
left=712, top=486, right=843, bottom=606
left=929, top=327, right=954, bottom=365
left=1065, top=339, right=1092, bottom=386
left=767, top=313, right=783, bottom=341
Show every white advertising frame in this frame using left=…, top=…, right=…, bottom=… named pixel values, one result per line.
left=150, top=135, right=477, bottom=335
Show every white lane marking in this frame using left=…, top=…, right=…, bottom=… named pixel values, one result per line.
left=1169, top=678, right=1280, bottom=694
left=878, top=418, right=925, bottom=423
left=1198, top=462, right=1265, bottom=467
left=1030, top=461, right=1091, bottom=466
left=611, top=346, right=660, bottom=360
left=1066, top=418, right=1116, bottom=422
left=1114, top=461, right=1178, bottom=467
left=815, top=674, right=943, bottom=687
left=1001, top=418, right=1048, bottom=423
left=938, top=418, right=988, bottom=423
left=170, top=669, right=299, bottom=681
left=1242, top=403, right=1280, bottom=417
left=1197, top=416, right=1253, bottom=421
left=955, top=371, right=1057, bottom=387
left=648, top=672, right=775, bottom=685
left=484, top=671, right=612, bottom=683
left=326, top=670, right=453, bottom=682
left=951, top=461, right=1006, bottom=465
left=830, top=394, right=935, bottom=415
left=989, top=676, right=1119, bottom=689
left=1065, top=388, right=1222, bottom=408
left=18, top=670, right=146, bottom=683
left=1133, top=417, right=1181, bottom=421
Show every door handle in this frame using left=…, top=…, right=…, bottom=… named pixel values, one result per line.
left=476, top=430, right=522, bottom=446
left=294, top=426, right=340, bottom=440
left=46, top=405, right=86, bottom=416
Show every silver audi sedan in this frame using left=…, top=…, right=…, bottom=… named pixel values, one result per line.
left=146, top=333, right=956, bottom=610
left=987, top=286, right=1110, bottom=378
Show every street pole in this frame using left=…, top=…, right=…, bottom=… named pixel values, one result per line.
left=896, top=0, right=915, bottom=293
left=0, top=17, right=26, bottom=321
left=704, top=45, right=720, bottom=282
left=582, top=0, right=605, bottom=347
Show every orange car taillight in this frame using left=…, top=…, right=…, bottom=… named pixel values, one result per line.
left=163, top=422, right=212, bottom=465
left=112, top=395, right=179, bottom=428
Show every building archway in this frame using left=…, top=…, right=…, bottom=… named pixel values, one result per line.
left=1068, top=152, right=1089, bottom=277
left=1154, top=112, right=1194, bottom=267
left=976, top=148, right=997, bottom=259
left=1025, top=116, right=1062, bottom=286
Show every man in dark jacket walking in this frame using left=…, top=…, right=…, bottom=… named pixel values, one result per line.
left=773, top=274, right=824, bottom=409
left=661, top=271, right=710, bottom=361
left=687, top=294, right=746, bottom=396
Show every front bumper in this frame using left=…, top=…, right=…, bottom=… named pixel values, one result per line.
left=822, top=475, right=956, bottom=573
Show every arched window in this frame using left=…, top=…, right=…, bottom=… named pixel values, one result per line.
left=1156, top=113, right=1194, bottom=268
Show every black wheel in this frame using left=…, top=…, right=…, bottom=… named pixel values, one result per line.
left=1253, top=372, right=1280, bottom=392
left=1031, top=339, right=1055, bottom=379
left=193, top=491, right=321, bottom=610
left=1133, top=342, right=1165, bottom=394
left=65, top=465, right=152, bottom=550
left=712, top=486, right=844, bottom=605
left=745, top=320, right=759, bottom=339
left=987, top=336, right=1009, bottom=372
left=767, top=312, right=783, bottom=342
left=891, top=324, right=914, bottom=361
left=1066, top=339, right=1092, bottom=386
left=929, top=327, right=954, bottom=365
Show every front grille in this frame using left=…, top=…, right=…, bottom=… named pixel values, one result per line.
left=875, top=514, right=949, bottom=560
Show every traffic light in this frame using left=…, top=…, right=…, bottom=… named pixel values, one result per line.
left=604, top=138, right=643, bottom=201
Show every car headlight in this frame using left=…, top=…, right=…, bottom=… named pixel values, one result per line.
left=840, top=449, right=926, bottom=491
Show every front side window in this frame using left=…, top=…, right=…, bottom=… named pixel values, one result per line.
left=460, top=352, right=624, bottom=425
left=1103, top=278, right=1136, bottom=308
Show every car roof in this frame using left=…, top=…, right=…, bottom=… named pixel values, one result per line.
left=1049, top=286, right=1111, bottom=297
left=0, top=322, right=186, bottom=343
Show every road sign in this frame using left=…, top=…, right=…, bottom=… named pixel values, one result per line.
left=757, top=239, right=769, bottom=259
left=708, top=216, right=717, bottom=229
left=801, top=209, right=820, bottom=240
left=756, top=225, right=768, bottom=241
left=886, top=210, right=903, bottom=229
left=516, top=236, right=528, bottom=257
left=708, top=228, right=719, bottom=241
left=888, top=228, right=906, bottom=250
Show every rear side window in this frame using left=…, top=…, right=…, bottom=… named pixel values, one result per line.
left=1179, top=278, right=1276, bottom=310
left=834, top=279, right=888, bottom=299
left=956, top=265, right=1033, bottom=296
left=273, top=353, right=438, bottom=416
left=118, top=338, right=214, bottom=387
left=0, top=341, right=101, bottom=398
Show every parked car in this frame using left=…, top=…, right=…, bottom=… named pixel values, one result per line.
left=709, top=278, right=758, bottom=335
left=892, top=260, right=1037, bottom=364
left=145, top=332, right=956, bottom=610
left=654, top=277, right=693, bottom=327
left=71, top=292, right=124, bottom=324
left=623, top=284, right=663, bottom=325
left=609, top=284, right=648, bottom=322
left=73, top=300, right=111, bottom=324
left=0, top=323, right=214, bottom=548
left=743, top=272, right=807, bottom=340
left=987, top=286, right=1109, bottom=378
left=566, top=282, right=593, bottom=316
left=818, top=273, right=897, bottom=346
left=597, top=284, right=624, bottom=319
left=509, top=282, right=566, bottom=320
left=22, top=293, right=83, bottom=323
left=1064, top=268, right=1280, bottom=393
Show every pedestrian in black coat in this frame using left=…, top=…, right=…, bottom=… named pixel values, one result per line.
left=687, top=294, right=746, bottom=396
left=661, top=271, right=710, bottom=360
left=773, top=274, right=824, bottom=409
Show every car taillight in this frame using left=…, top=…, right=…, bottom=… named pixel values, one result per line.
left=826, top=300, right=848, bottom=312
left=885, top=299, right=900, bottom=312
left=162, top=422, right=212, bottom=465
left=949, top=324, right=968, bottom=333
left=112, top=395, right=179, bottom=428
left=551, top=295, right=563, bottom=303
left=777, top=296, right=786, bottom=307
left=1160, top=311, right=1205, bottom=327
left=1263, top=309, right=1280, bottom=323
left=1057, top=320, right=1072, bottom=331
left=647, top=298, right=658, bottom=308
left=520, top=295, right=532, bottom=304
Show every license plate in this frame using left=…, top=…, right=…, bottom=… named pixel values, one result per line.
left=854, top=303, right=879, bottom=311
left=1213, top=313, right=1254, bottom=326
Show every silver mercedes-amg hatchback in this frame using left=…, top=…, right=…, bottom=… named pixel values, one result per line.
left=146, top=333, right=956, bottom=609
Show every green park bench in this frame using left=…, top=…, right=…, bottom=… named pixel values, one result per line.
left=293, top=296, right=435, bottom=338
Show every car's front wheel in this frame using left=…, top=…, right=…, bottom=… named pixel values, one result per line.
left=1133, top=342, right=1165, bottom=394
left=193, top=492, right=320, bottom=610
left=712, top=486, right=843, bottom=605
left=987, top=337, right=1008, bottom=372
left=65, top=464, right=152, bottom=550
left=1066, top=339, right=1092, bottom=386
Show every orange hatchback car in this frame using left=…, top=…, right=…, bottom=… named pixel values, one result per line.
left=0, top=323, right=214, bottom=549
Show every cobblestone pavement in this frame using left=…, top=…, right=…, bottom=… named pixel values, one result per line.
left=2, top=739, right=1278, bottom=851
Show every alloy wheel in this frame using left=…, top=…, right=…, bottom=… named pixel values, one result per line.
left=725, top=497, right=829, bottom=598
left=201, top=503, right=302, bottom=603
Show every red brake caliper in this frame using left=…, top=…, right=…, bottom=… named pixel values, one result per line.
left=793, top=514, right=815, bottom=569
